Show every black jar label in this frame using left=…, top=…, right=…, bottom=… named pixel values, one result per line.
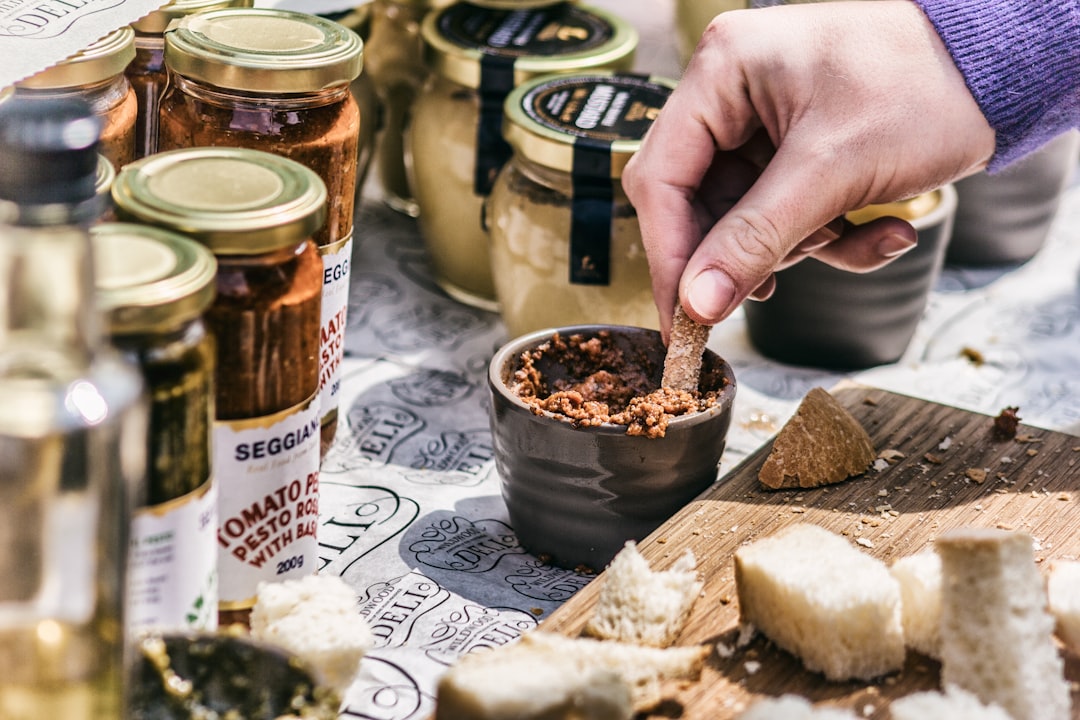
left=520, top=73, right=672, bottom=143
left=437, top=3, right=614, bottom=57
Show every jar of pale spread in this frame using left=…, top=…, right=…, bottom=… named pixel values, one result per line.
left=14, top=26, right=137, bottom=171
left=112, top=147, right=325, bottom=627
left=126, top=0, right=250, bottom=159
left=408, top=2, right=637, bottom=311
left=159, top=7, right=364, bottom=454
left=487, top=72, right=675, bottom=337
left=90, top=222, right=219, bottom=635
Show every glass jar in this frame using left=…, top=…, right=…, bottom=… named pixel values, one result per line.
left=14, top=26, right=137, bottom=171
left=408, top=2, right=637, bottom=311
left=673, top=0, right=746, bottom=66
left=159, top=7, right=364, bottom=453
left=94, top=153, right=117, bottom=223
left=90, top=222, right=219, bottom=635
left=126, top=0, right=250, bottom=160
left=112, top=147, right=325, bottom=626
left=331, top=3, right=382, bottom=198
left=487, top=72, right=675, bottom=337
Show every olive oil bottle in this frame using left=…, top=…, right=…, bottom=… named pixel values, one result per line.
left=0, top=98, right=147, bottom=720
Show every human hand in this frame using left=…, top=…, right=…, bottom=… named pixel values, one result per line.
left=622, top=0, right=996, bottom=339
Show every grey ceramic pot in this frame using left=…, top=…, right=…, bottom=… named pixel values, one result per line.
left=744, top=183, right=958, bottom=370
left=488, top=324, right=737, bottom=572
left=947, top=130, right=1079, bottom=266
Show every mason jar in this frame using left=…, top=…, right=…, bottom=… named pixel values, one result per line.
left=159, top=7, right=364, bottom=453
left=112, top=147, right=325, bottom=626
left=14, top=26, right=137, bottom=171
left=90, top=222, right=220, bottom=635
left=488, top=72, right=676, bottom=338
left=407, top=2, right=637, bottom=311
left=126, top=0, right=250, bottom=159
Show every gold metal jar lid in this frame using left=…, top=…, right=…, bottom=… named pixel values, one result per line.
left=846, top=191, right=942, bottom=224
left=95, top=152, right=116, bottom=197
left=422, top=3, right=637, bottom=89
left=132, top=0, right=253, bottom=35
left=111, top=147, right=328, bottom=255
left=503, top=71, right=676, bottom=177
left=164, top=8, right=364, bottom=93
left=17, top=26, right=136, bottom=89
left=91, top=222, right=217, bottom=335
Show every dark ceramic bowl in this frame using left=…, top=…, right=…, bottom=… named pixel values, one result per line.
left=488, top=324, right=737, bottom=572
left=744, top=183, right=958, bottom=370
left=947, top=130, right=1079, bottom=266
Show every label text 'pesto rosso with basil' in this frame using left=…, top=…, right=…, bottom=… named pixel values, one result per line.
left=215, top=393, right=321, bottom=607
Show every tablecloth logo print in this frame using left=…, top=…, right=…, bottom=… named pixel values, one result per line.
left=339, top=653, right=430, bottom=720
left=327, top=402, right=424, bottom=471
left=359, top=570, right=450, bottom=647
left=404, top=429, right=493, bottom=487
left=422, top=603, right=538, bottom=665
left=505, top=558, right=592, bottom=602
left=0, top=0, right=124, bottom=37
left=408, top=515, right=523, bottom=572
left=318, top=481, right=420, bottom=575
left=388, top=369, right=474, bottom=408
left=377, top=304, right=492, bottom=353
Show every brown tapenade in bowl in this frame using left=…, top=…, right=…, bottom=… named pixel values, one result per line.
left=488, top=324, right=736, bottom=571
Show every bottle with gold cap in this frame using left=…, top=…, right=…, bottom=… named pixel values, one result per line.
left=407, top=2, right=638, bottom=311
left=487, top=71, right=675, bottom=337
left=158, top=7, right=364, bottom=457
left=126, top=0, right=253, bottom=160
left=14, top=27, right=138, bottom=171
left=112, top=147, right=324, bottom=627
left=0, top=98, right=147, bottom=720
left=90, top=222, right=219, bottom=635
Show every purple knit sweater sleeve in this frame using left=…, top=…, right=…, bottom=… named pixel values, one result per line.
left=913, top=0, right=1080, bottom=171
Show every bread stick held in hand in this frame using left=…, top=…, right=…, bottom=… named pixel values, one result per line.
left=662, top=305, right=711, bottom=392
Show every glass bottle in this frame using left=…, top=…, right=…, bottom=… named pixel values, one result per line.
left=126, top=0, right=251, bottom=160
left=159, top=7, right=364, bottom=455
left=408, top=2, right=638, bottom=311
left=14, top=27, right=138, bottom=172
left=112, top=147, right=324, bottom=627
left=90, top=222, right=219, bottom=635
left=487, top=72, right=675, bottom=337
left=0, top=98, right=147, bottom=720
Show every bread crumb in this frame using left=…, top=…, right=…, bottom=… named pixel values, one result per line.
left=856, top=537, right=874, bottom=549
left=743, top=660, right=761, bottom=675
left=938, top=436, right=953, bottom=451
left=966, top=468, right=988, bottom=484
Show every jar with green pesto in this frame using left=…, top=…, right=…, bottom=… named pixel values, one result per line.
left=158, top=7, right=364, bottom=454
left=90, top=222, right=219, bottom=634
left=112, top=147, right=325, bottom=627
left=14, top=26, right=137, bottom=171
left=487, top=72, right=674, bottom=337
left=126, top=0, right=252, bottom=160
left=407, top=2, right=637, bottom=311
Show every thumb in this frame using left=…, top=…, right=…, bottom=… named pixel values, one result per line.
left=680, top=153, right=850, bottom=324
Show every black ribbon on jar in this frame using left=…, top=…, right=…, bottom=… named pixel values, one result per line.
left=474, top=55, right=515, bottom=196
left=569, top=137, right=613, bottom=285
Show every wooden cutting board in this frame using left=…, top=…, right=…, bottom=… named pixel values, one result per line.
left=538, top=383, right=1080, bottom=718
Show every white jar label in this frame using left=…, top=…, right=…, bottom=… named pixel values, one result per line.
left=319, top=233, right=352, bottom=433
left=128, top=479, right=218, bottom=634
left=214, top=394, right=321, bottom=607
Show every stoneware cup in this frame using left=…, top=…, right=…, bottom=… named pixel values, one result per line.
left=488, top=324, right=737, bottom=572
left=744, top=183, right=958, bottom=370
left=946, top=130, right=1079, bottom=266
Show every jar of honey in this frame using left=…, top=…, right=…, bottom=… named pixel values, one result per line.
left=14, top=26, right=137, bottom=171
left=90, top=222, right=219, bottom=635
left=407, top=2, right=637, bottom=311
left=159, top=7, right=364, bottom=455
left=487, top=72, right=675, bottom=337
left=126, top=0, right=251, bottom=160
left=112, top=147, right=325, bottom=626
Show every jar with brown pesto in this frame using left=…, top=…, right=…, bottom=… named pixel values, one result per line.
left=488, top=72, right=674, bottom=337
left=159, top=7, right=364, bottom=454
left=14, top=26, right=137, bottom=171
left=408, top=2, right=637, bottom=311
left=126, top=0, right=251, bottom=160
left=112, top=147, right=324, bottom=626
left=328, top=4, right=381, bottom=197
left=90, top=222, right=219, bottom=635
